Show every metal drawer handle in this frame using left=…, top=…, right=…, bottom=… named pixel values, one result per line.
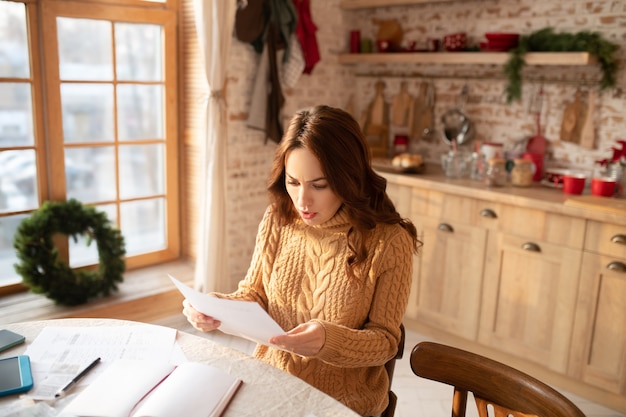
left=607, top=261, right=626, bottom=273
left=522, top=242, right=541, bottom=252
left=610, top=234, right=626, bottom=245
left=438, top=223, right=454, bottom=233
left=480, top=208, right=498, bottom=219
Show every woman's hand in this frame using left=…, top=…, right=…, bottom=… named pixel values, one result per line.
left=269, top=321, right=326, bottom=357
left=182, top=299, right=221, bottom=332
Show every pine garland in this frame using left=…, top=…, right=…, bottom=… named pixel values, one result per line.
left=504, top=28, right=619, bottom=103
left=13, top=199, right=126, bottom=306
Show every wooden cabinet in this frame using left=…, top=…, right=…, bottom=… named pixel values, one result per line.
left=480, top=231, right=583, bottom=373
left=409, top=214, right=486, bottom=340
left=402, top=191, right=487, bottom=340
left=379, top=170, right=626, bottom=412
left=569, top=221, right=626, bottom=395
left=478, top=205, right=585, bottom=373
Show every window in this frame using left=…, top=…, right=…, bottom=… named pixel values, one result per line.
left=0, top=0, right=179, bottom=292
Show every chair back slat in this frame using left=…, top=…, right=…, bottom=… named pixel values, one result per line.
left=410, top=342, right=586, bottom=417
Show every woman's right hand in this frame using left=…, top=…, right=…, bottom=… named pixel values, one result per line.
left=182, top=299, right=221, bottom=332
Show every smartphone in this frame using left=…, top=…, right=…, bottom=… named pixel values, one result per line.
left=0, top=329, right=25, bottom=353
left=0, top=355, right=34, bottom=397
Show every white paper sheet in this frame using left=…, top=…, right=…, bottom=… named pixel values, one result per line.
left=169, top=275, right=286, bottom=346
left=22, top=325, right=178, bottom=401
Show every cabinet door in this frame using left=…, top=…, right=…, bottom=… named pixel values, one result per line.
left=407, top=215, right=487, bottom=340
left=479, top=232, right=582, bottom=373
left=569, top=252, right=626, bottom=395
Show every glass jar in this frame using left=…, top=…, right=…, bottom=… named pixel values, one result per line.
left=511, top=159, right=533, bottom=187
left=469, top=152, right=485, bottom=181
left=485, top=158, right=507, bottom=187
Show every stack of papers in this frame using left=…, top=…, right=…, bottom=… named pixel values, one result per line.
left=23, top=325, right=179, bottom=401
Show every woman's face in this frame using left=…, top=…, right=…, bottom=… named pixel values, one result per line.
left=285, top=147, right=342, bottom=226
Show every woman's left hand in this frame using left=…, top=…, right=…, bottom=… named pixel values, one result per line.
left=269, top=321, right=325, bottom=357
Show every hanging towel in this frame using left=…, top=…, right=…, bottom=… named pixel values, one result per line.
left=293, top=0, right=320, bottom=74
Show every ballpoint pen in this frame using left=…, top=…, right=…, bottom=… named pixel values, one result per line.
left=55, top=357, right=101, bottom=398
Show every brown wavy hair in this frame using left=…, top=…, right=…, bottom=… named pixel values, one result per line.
left=267, top=105, right=420, bottom=272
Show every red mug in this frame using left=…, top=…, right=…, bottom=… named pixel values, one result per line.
left=591, top=177, right=617, bottom=197
left=563, top=174, right=586, bottom=195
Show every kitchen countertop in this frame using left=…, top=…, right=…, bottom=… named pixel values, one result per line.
left=376, top=164, right=626, bottom=227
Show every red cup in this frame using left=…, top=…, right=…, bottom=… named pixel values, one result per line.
left=376, top=39, right=391, bottom=53
left=591, top=177, right=617, bottom=197
left=563, top=174, right=586, bottom=195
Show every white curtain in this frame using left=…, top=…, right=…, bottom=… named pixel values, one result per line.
left=193, top=0, right=237, bottom=292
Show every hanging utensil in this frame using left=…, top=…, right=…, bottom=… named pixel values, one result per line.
left=441, top=84, right=475, bottom=146
left=579, top=89, right=595, bottom=149
left=527, top=82, right=546, bottom=155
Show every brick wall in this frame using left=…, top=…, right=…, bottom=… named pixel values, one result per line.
left=215, top=0, right=625, bottom=290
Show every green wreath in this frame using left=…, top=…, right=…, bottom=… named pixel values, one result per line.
left=13, top=199, right=126, bottom=306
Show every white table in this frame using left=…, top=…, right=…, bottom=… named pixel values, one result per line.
left=0, top=318, right=360, bottom=417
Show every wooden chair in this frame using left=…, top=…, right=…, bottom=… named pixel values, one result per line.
left=410, top=341, right=586, bottom=417
left=381, top=323, right=405, bottom=417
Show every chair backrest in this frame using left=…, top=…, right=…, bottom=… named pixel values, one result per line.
left=381, top=323, right=405, bottom=417
left=410, top=341, right=586, bottom=417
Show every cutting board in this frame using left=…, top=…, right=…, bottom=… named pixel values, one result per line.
left=564, top=195, right=626, bottom=216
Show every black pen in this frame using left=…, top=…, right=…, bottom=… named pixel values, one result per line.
left=55, top=357, right=101, bottom=398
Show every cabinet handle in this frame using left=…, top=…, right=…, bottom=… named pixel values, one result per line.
left=607, top=261, right=626, bottom=273
left=438, top=223, right=454, bottom=233
left=480, top=208, right=498, bottom=219
left=610, top=234, right=626, bottom=245
left=521, top=242, right=541, bottom=252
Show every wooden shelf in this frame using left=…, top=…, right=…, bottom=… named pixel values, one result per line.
left=340, top=0, right=455, bottom=9
left=338, top=52, right=597, bottom=66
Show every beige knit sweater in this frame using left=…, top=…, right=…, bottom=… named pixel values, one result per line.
left=217, top=205, right=414, bottom=416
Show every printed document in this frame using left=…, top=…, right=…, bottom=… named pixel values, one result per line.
left=169, top=275, right=286, bottom=346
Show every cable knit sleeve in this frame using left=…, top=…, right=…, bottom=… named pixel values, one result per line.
left=313, top=225, right=414, bottom=367
left=212, top=205, right=279, bottom=310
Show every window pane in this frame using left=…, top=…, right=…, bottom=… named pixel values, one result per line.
left=61, top=83, right=114, bottom=143
left=69, top=203, right=117, bottom=267
left=66, top=146, right=116, bottom=203
left=121, top=198, right=165, bottom=255
left=0, top=213, right=29, bottom=286
left=57, top=17, right=113, bottom=81
left=119, top=144, right=164, bottom=199
left=0, top=83, right=35, bottom=147
left=117, top=84, right=163, bottom=141
left=116, top=23, right=163, bottom=82
left=0, top=2, right=29, bottom=78
left=0, top=150, right=38, bottom=213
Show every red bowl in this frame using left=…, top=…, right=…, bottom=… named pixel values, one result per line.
left=480, top=42, right=511, bottom=52
left=485, top=32, right=520, bottom=42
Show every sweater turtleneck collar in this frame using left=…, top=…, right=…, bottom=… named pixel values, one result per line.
left=294, top=205, right=351, bottom=232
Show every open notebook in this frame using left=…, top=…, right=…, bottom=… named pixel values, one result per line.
left=62, top=359, right=242, bottom=417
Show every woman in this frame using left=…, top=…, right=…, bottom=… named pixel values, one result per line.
left=183, top=105, right=420, bottom=416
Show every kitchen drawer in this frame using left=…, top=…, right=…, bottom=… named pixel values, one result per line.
left=424, top=190, right=477, bottom=225
left=487, top=203, right=585, bottom=249
left=585, top=221, right=626, bottom=258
